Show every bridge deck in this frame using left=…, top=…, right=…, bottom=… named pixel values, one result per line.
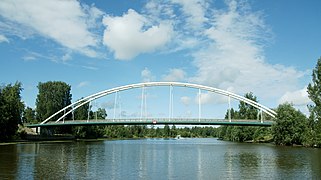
left=26, top=118, right=273, bottom=127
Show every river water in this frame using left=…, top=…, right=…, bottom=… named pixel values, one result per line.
left=1, top=138, right=321, bottom=179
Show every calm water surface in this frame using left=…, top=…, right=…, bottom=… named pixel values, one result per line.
left=1, top=138, right=321, bottom=179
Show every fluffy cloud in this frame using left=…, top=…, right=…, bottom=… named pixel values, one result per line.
left=171, top=0, right=208, bottom=29
left=180, top=96, right=191, bottom=106
left=141, top=68, right=155, bottom=82
left=144, top=0, right=307, bottom=106
left=195, top=92, right=227, bottom=105
left=189, top=1, right=306, bottom=100
left=102, top=9, right=173, bottom=60
left=279, top=87, right=311, bottom=106
left=0, top=0, right=103, bottom=57
left=62, top=52, right=72, bottom=62
left=162, top=68, right=186, bottom=82
left=0, top=34, right=9, bottom=43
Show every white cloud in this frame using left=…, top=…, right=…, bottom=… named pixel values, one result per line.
left=0, top=34, right=9, bottom=43
left=101, top=101, right=115, bottom=109
left=171, top=0, right=208, bottom=29
left=22, top=50, right=57, bottom=62
left=189, top=0, right=306, bottom=101
left=141, top=1, right=307, bottom=106
left=0, top=19, right=35, bottom=39
left=195, top=92, right=226, bottom=105
left=22, top=54, right=37, bottom=61
left=141, top=68, right=155, bottom=82
left=139, top=0, right=308, bottom=107
left=62, top=52, right=72, bottom=62
left=102, top=9, right=173, bottom=60
left=162, top=68, right=186, bottom=82
left=81, top=65, right=98, bottom=70
left=0, top=0, right=103, bottom=57
left=180, top=96, right=191, bottom=106
left=77, top=81, right=90, bottom=88
left=279, top=87, right=311, bottom=106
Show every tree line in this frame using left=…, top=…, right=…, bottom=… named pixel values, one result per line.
left=1, top=57, right=321, bottom=147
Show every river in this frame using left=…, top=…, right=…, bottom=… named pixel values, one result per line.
left=1, top=138, right=321, bottom=179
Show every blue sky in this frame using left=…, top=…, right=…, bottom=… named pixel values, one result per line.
left=0, top=0, right=320, bottom=118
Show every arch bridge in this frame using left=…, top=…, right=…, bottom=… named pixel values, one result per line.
left=27, top=82, right=276, bottom=128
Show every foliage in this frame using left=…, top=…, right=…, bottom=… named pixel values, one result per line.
left=71, top=100, right=108, bottom=138
left=272, top=103, right=308, bottom=145
left=35, top=81, right=72, bottom=122
left=307, top=57, right=321, bottom=147
left=239, top=92, right=259, bottom=119
left=0, top=82, right=24, bottom=141
left=99, top=125, right=219, bottom=139
left=220, top=92, right=271, bottom=142
left=73, top=99, right=91, bottom=120
left=94, top=108, right=107, bottom=120
left=253, top=127, right=272, bottom=142
left=23, top=107, right=36, bottom=124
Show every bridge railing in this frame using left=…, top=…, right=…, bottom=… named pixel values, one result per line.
left=51, top=118, right=274, bottom=124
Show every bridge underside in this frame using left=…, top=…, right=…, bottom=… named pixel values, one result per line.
left=27, top=118, right=273, bottom=127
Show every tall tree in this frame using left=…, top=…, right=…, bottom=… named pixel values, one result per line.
left=272, top=103, right=308, bottom=146
left=0, top=82, right=24, bottom=141
left=224, top=92, right=258, bottom=120
left=36, top=81, right=72, bottom=122
left=74, top=99, right=91, bottom=120
left=221, top=92, right=263, bottom=142
left=239, top=92, right=258, bottom=119
left=164, top=124, right=170, bottom=137
left=23, top=107, right=36, bottom=124
left=307, top=57, right=321, bottom=147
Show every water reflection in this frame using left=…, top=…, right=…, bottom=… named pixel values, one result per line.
left=1, top=139, right=321, bottom=179
left=0, top=145, right=18, bottom=179
left=272, top=146, right=319, bottom=179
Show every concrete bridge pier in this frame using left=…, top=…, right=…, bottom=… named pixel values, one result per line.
left=40, top=127, right=53, bottom=136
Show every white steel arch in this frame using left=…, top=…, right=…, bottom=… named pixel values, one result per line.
left=41, top=82, right=277, bottom=124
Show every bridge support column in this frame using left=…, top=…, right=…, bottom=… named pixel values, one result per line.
left=228, top=95, right=231, bottom=122
left=114, top=91, right=118, bottom=122
left=72, top=105, right=75, bottom=121
left=36, top=127, right=40, bottom=134
left=140, top=87, right=145, bottom=121
left=169, top=85, right=173, bottom=122
left=260, top=109, right=263, bottom=123
left=198, top=89, right=201, bottom=122
left=63, top=109, right=66, bottom=123
left=144, top=89, right=147, bottom=119
left=87, top=101, right=91, bottom=122
left=40, top=127, right=53, bottom=136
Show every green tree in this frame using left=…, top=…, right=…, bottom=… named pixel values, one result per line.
left=0, top=82, right=24, bottom=141
left=224, top=108, right=239, bottom=119
left=253, top=127, right=272, bottom=142
left=239, top=92, right=258, bottom=119
left=164, top=124, right=170, bottom=137
left=23, top=107, right=36, bottom=124
left=36, top=81, right=72, bottom=122
left=94, top=108, right=107, bottom=120
left=71, top=99, right=105, bottom=138
left=222, top=92, right=262, bottom=142
left=74, top=99, right=91, bottom=120
left=171, top=125, right=177, bottom=137
left=272, top=103, right=308, bottom=146
left=307, top=57, right=321, bottom=147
